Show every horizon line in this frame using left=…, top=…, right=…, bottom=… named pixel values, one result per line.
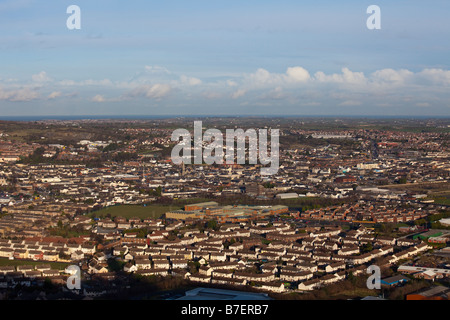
left=0, top=114, right=449, bottom=122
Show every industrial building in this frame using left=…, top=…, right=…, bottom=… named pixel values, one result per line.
left=165, top=201, right=289, bottom=223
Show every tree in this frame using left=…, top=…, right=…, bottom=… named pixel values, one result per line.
left=361, top=242, right=373, bottom=253
left=43, top=277, right=56, bottom=291
left=207, top=220, right=219, bottom=231
left=108, top=258, right=125, bottom=272
left=378, top=223, right=394, bottom=234
left=123, top=228, right=147, bottom=238
left=263, top=182, right=275, bottom=189
left=347, top=271, right=356, bottom=285
left=84, top=198, right=95, bottom=204
left=414, top=218, right=427, bottom=226
left=103, top=143, right=120, bottom=152
left=113, top=152, right=138, bottom=162
left=188, top=261, right=200, bottom=274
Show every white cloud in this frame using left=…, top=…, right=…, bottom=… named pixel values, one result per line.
left=418, top=68, right=450, bottom=86
left=47, top=91, right=62, bottom=99
left=371, top=68, right=414, bottom=84
left=247, top=68, right=273, bottom=85
left=301, top=101, right=321, bottom=107
left=32, top=71, right=52, bottom=83
left=202, top=91, right=223, bottom=99
left=243, top=66, right=312, bottom=89
left=82, top=79, right=113, bottom=86
left=58, top=79, right=113, bottom=86
left=314, top=68, right=366, bottom=85
left=261, top=87, right=287, bottom=100
left=3, top=66, right=450, bottom=114
left=231, top=89, right=246, bottom=99
left=416, top=102, right=431, bottom=107
left=92, top=94, right=106, bottom=102
left=285, top=66, right=310, bottom=83
left=144, top=65, right=171, bottom=74
left=58, top=80, right=76, bottom=86
left=128, top=83, right=171, bottom=99
left=375, top=103, right=394, bottom=107
left=0, top=86, right=39, bottom=102
left=338, top=100, right=362, bottom=107
left=180, top=75, right=202, bottom=86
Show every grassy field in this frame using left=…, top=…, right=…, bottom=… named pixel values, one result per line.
left=428, top=196, right=450, bottom=206
left=329, top=288, right=379, bottom=299
left=88, top=196, right=351, bottom=221
left=90, top=204, right=183, bottom=220
left=0, top=258, right=70, bottom=270
left=383, top=181, right=450, bottom=192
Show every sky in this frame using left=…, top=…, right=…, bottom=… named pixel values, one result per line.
left=0, top=0, right=449, bottom=117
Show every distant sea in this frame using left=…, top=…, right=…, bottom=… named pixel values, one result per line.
left=0, top=115, right=448, bottom=121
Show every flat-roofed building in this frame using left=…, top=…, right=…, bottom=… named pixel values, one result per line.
left=175, top=287, right=272, bottom=300
left=184, top=202, right=219, bottom=211
left=165, top=210, right=200, bottom=220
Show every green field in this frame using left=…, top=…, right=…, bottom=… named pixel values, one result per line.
left=429, top=196, right=450, bottom=206
left=0, top=258, right=70, bottom=270
left=90, top=204, right=183, bottom=220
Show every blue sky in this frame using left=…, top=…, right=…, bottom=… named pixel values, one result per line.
left=0, top=0, right=449, bottom=116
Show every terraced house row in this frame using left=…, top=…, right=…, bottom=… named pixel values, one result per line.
left=0, top=238, right=96, bottom=261
left=300, top=202, right=436, bottom=223
left=108, top=218, right=435, bottom=294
